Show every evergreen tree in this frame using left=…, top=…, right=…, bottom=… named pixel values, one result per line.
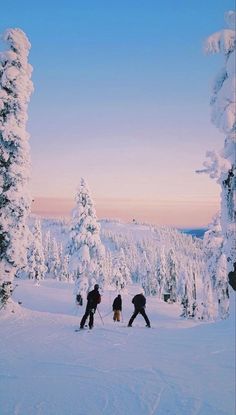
left=60, top=254, right=72, bottom=282
left=0, top=29, right=33, bottom=307
left=27, top=219, right=46, bottom=284
left=203, top=215, right=229, bottom=319
left=103, top=250, right=113, bottom=287
left=119, top=248, right=131, bottom=288
left=139, top=250, right=152, bottom=296
left=199, top=11, right=236, bottom=290
left=44, top=230, right=51, bottom=277
left=156, top=248, right=167, bottom=299
left=67, top=178, right=105, bottom=298
left=203, top=215, right=223, bottom=289
left=216, top=253, right=229, bottom=319
left=112, top=255, right=124, bottom=290
left=166, top=249, right=178, bottom=302
left=184, top=260, right=198, bottom=318
left=112, top=249, right=131, bottom=291
left=50, top=238, right=60, bottom=279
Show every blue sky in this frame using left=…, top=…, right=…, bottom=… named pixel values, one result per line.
left=0, top=1, right=234, bottom=226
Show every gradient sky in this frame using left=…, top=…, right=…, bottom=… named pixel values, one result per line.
left=1, top=1, right=234, bottom=227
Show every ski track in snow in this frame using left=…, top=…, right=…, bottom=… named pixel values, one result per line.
left=0, top=279, right=235, bottom=415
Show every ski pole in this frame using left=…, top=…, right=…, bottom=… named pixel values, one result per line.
left=121, top=311, right=124, bottom=323
left=97, top=307, right=104, bottom=325
left=102, top=310, right=113, bottom=318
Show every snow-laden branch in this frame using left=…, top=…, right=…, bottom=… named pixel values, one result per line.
left=205, top=29, right=236, bottom=56
left=196, top=149, right=231, bottom=180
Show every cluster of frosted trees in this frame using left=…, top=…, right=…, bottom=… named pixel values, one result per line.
left=21, top=182, right=229, bottom=320
left=0, top=16, right=234, bottom=316
left=17, top=218, right=72, bottom=284
left=101, top=221, right=229, bottom=319
left=198, top=10, right=236, bottom=290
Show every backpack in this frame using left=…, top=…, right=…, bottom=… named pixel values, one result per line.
left=76, top=294, right=83, bottom=306
left=132, top=294, right=145, bottom=309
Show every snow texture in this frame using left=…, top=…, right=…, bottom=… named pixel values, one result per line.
left=0, top=278, right=234, bottom=415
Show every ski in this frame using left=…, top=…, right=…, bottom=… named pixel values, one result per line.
left=74, top=328, right=91, bottom=332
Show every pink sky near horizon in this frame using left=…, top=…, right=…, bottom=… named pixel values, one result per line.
left=32, top=196, right=219, bottom=228
left=30, top=127, right=223, bottom=228
left=20, top=2, right=229, bottom=228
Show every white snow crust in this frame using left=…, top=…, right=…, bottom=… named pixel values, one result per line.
left=0, top=279, right=234, bottom=415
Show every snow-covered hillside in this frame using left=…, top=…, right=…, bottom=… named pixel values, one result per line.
left=0, top=279, right=234, bottom=415
left=27, top=216, right=230, bottom=321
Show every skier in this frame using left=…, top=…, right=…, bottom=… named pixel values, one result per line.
left=80, top=284, right=101, bottom=329
left=128, top=292, right=151, bottom=327
left=112, top=294, right=122, bottom=322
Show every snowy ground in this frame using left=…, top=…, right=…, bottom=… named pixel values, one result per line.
left=0, top=280, right=235, bottom=415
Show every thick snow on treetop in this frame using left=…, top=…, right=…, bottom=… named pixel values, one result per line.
left=3, top=28, right=31, bottom=55
left=205, top=11, right=235, bottom=55
left=0, top=29, right=33, bottom=110
left=205, top=11, right=236, bottom=136
left=206, top=28, right=235, bottom=55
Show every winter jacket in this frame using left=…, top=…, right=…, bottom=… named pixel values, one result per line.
left=86, top=289, right=101, bottom=311
left=132, top=294, right=146, bottom=310
left=112, top=295, right=122, bottom=311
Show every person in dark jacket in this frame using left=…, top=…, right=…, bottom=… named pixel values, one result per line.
left=112, top=294, right=122, bottom=322
left=128, top=293, right=151, bottom=327
left=80, top=284, right=101, bottom=329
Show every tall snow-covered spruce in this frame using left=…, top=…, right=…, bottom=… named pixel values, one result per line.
left=27, top=219, right=46, bottom=284
left=199, top=11, right=236, bottom=290
left=0, top=29, right=33, bottom=307
left=203, top=215, right=229, bottom=319
left=67, top=178, right=105, bottom=299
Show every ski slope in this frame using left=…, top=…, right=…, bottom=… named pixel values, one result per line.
left=0, top=279, right=235, bottom=415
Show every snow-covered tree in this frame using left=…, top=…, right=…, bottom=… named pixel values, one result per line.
left=139, top=249, right=155, bottom=296
left=203, top=214, right=223, bottom=288
left=67, top=178, right=105, bottom=298
left=166, top=249, right=178, bottom=302
left=27, top=219, right=46, bottom=284
left=112, top=255, right=124, bottom=290
left=44, top=230, right=51, bottom=277
left=203, top=214, right=229, bottom=319
left=112, top=248, right=131, bottom=291
left=119, top=248, right=131, bottom=287
left=215, top=253, right=229, bottom=319
left=156, top=248, right=167, bottom=298
left=60, top=254, right=72, bottom=282
left=0, top=28, right=33, bottom=307
left=199, top=11, right=236, bottom=290
left=103, top=250, right=113, bottom=287
left=49, top=238, right=61, bottom=279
